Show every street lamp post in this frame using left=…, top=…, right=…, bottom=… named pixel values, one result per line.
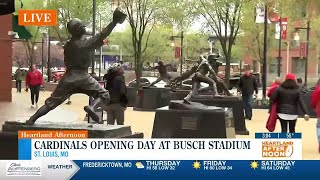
left=98, top=13, right=102, bottom=79
left=262, top=3, right=268, bottom=98
left=92, top=0, right=96, bottom=75
left=41, top=34, right=45, bottom=76
left=295, top=21, right=311, bottom=85
left=277, top=4, right=282, bottom=77
left=47, top=32, right=51, bottom=82
left=180, top=31, right=184, bottom=75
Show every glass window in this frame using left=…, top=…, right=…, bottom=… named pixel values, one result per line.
left=268, top=58, right=282, bottom=73
left=292, top=57, right=306, bottom=75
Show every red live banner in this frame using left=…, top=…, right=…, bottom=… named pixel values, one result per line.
left=175, top=47, right=181, bottom=59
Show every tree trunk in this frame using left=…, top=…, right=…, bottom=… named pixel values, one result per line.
left=225, top=53, right=231, bottom=87
left=134, top=51, right=143, bottom=89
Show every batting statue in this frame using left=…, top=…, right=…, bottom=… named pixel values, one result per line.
left=200, top=53, right=232, bottom=96
left=183, top=55, right=219, bottom=104
left=148, top=61, right=173, bottom=87
left=26, top=9, right=127, bottom=125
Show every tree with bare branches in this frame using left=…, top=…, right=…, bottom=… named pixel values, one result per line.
left=198, top=0, right=244, bottom=87
left=121, top=0, right=159, bottom=86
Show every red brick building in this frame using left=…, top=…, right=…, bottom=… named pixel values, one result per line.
left=243, top=21, right=320, bottom=84
left=0, top=14, right=13, bottom=101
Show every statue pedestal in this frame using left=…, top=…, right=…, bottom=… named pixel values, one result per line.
left=2, top=120, right=133, bottom=138
left=152, top=104, right=235, bottom=138
left=190, top=96, right=249, bottom=135
left=126, top=87, right=137, bottom=107
left=134, top=87, right=170, bottom=111
left=0, top=131, right=18, bottom=160
left=0, top=120, right=143, bottom=160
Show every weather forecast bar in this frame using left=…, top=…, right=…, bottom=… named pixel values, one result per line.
left=255, top=133, right=302, bottom=139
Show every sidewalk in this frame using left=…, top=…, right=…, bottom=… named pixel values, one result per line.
left=0, top=89, right=319, bottom=159
left=0, top=90, right=81, bottom=126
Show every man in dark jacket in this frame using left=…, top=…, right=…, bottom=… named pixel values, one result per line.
left=15, top=68, right=23, bottom=93
left=105, top=63, right=128, bottom=125
left=238, top=66, right=258, bottom=120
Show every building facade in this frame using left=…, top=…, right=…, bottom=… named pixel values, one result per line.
left=0, top=14, right=13, bottom=101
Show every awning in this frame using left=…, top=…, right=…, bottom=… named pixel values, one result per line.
left=12, top=14, right=32, bottom=39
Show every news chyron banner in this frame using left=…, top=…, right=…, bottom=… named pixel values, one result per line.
left=1, top=130, right=317, bottom=179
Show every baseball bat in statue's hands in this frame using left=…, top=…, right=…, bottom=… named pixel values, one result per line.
left=113, top=8, right=127, bottom=24
left=200, top=55, right=207, bottom=61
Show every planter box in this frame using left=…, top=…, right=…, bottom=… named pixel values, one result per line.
left=44, top=82, right=58, bottom=91
left=134, top=87, right=171, bottom=111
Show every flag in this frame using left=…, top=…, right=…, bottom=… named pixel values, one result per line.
left=275, top=18, right=288, bottom=40
left=255, top=3, right=268, bottom=23
left=175, top=47, right=181, bottom=59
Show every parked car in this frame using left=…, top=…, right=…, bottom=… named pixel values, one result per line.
left=52, top=70, right=65, bottom=83
left=127, top=77, right=167, bottom=88
left=180, top=79, right=209, bottom=90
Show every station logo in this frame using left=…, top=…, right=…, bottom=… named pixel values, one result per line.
left=6, top=161, right=41, bottom=176
left=262, top=141, right=294, bottom=158
left=18, top=10, right=57, bottom=26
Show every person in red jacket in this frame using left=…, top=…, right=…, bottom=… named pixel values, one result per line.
left=267, top=77, right=281, bottom=113
left=25, top=64, right=43, bottom=108
left=311, top=79, right=320, bottom=153
left=267, top=77, right=281, bottom=98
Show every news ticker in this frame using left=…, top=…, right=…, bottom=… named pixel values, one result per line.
left=0, top=160, right=319, bottom=179
left=17, top=131, right=302, bottom=160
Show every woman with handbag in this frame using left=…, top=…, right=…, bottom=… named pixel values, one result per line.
left=270, top=73, right=309, bottom=133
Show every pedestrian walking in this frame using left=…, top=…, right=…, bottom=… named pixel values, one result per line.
left=270, top=73, right=309, bottom=133
left=15, top=68, right=23, bottom=93
left=297, top=77, right=307, bottom=93
left=310, top=79, right=320, bottom=153
left=267, top=77, right=281, bottom=112
left=25, top=64, right=43, bottom=108
left=105, top=63, right=128, bottom=125
left=238, top=65, right=258, bottom=120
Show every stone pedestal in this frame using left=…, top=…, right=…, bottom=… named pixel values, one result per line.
left=134, top=87, right=170, bottom=111
left=190, top=96, right=249, bottom=135
left=126, top=87, right=137, bottom=107
left=0, top=132, right=18, bottom=160
left=152, top=104, right=235, bottom=138
left=0, top=120, right=143, bottom=160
